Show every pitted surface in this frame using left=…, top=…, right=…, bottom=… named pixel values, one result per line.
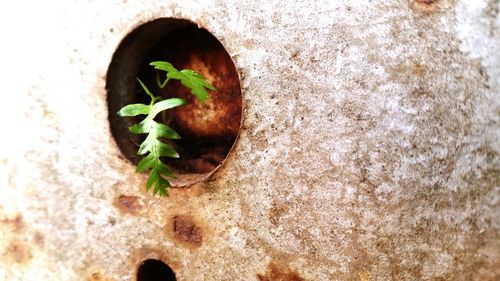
left=0, top=0, right=499, bottom=280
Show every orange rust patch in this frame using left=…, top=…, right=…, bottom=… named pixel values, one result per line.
left=158, top=30, right=242, bottom=141
left=257, top=261, right=304, bottom=281
left=358, top=269, right=371, bottom=281
left=1, top=214, right=24, bottom=232
left=168, top=215, right=203, bottom=248
left=4, top=240, right=32, bottom=264
left=167, top=52, right=242, bottom=141
left=115, top=195, right=144, bottom=215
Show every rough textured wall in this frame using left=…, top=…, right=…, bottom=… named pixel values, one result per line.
left=0, top=0, right=499, bottom=280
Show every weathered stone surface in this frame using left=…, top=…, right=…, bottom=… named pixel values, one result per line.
left=0, top=0, right=498, bottom=280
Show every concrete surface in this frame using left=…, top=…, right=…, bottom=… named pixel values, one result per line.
left=0, top=0, right=499, bottom=280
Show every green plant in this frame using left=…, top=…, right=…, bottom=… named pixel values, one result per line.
left=117, top=61, right=216, bottom=196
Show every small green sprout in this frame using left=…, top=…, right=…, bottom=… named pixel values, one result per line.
left=117, top=61, right=216, bottom=196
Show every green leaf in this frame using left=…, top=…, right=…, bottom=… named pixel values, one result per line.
left=146, top=161, right=173, bottom=196
left=154, top=175, right=169, bottom=196
left=146, top=169, right=157, bottom=191
left=157, top=141, right=179, bottom=158
left=145, top=168, right=170, bottom=196
left=129, top=120, right=150, bottom=134
left=150, top=61, right=177, bottom=73
left=118, top=60, right=216, bottom=197
left=154, top=122, right=181, bottom=139
left=157, top=186, right=168, bottom=197
left=167, top=70, right=216, bottom=102
left=151, top=98, right=186, bottom=117
left=156, top=161, right=173, bottom=177
left=136, top=153, right=155, bottom=173
left=150, top=60, right=216, bottom=102
left=138, top=133, right=155, bottom=155
left=131, top=120, right=180, bottom=139
left=180, top=69, right=216, bottom=91
left=153, top=179, right=161, bottom=195
left=117, top=103, right=150, bottom=117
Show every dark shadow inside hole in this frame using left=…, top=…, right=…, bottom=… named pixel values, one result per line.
left=137, top=259, right=176, bottom=281
left=107, top=18, right=242, bottom=187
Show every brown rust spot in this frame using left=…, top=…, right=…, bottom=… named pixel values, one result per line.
left=269, top=202, right=288, bottom=226
left=33, top=231, right=45, bottom=247
left=1, top=213, right=24, bottom=232
left=115, top=195, right=144, bottom=215
left=411, top=0, right=451, bottom=12
left=412, top=63, right=427, bottom=77
left=416, top=0, right=438, bottom=5
left=257, top=261, right=304, bottom=281
left=87, top=270, right=115, bottom=281
left=4, top=240, right=32, bottom=264
left=168, top=214, right=203, bottom=248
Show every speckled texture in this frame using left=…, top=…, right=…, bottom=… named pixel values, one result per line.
left=0, top=0, right=499, bottom=280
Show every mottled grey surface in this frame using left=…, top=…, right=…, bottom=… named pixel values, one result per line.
left=0, top=0, right=499, bottom=280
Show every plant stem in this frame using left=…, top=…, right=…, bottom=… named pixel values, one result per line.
left=156, top=71, right=170, bottom=89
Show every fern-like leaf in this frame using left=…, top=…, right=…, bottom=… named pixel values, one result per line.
left=150, top=61, right=216, bottom=102
left=117, top=61, right=215, bottom=197
left=118, top=79, right=185, bottom=196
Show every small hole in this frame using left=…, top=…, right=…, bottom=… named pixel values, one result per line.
left=107, top=18, right=242, bottom=187
left=137, top=259, right=176, bottom=281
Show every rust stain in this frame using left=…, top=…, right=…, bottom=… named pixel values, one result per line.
left=33, top=231, right=45, bottom=247
left=87, top=270, right=115, bottom=281
left=242, top=39, right=254, bottom=49
left=410, top=87, right=430, bottom=98
left=1, top=213, right=24, bottom=232
left=167, top=215, right=203, bottom=248
left=115, top=195, right=144, bottom=215
left=269, top=202, right=288, bottom=226
left=411, top=0, right=451, bottom=12
left=257, top=261, right=305, bottom=281
left=416, top=0, right=438, bottom=5
left=161, top=36, right=242, bottom=141
left=358, top=269, right=371, bottom=281
left=389, top=61, right=428, bottom=82
left=169, top=52, right=241, bottom=140
left=412, top=63, right=427, bottom=76
left=4, top=240, right=32, bottom=264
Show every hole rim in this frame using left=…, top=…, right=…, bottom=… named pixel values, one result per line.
left=106, top=17, right=243, bottom=188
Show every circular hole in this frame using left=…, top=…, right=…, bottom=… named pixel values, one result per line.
left=137, top=259, right=176, bottom=281
left=107, top=18, right=242, bottom=187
